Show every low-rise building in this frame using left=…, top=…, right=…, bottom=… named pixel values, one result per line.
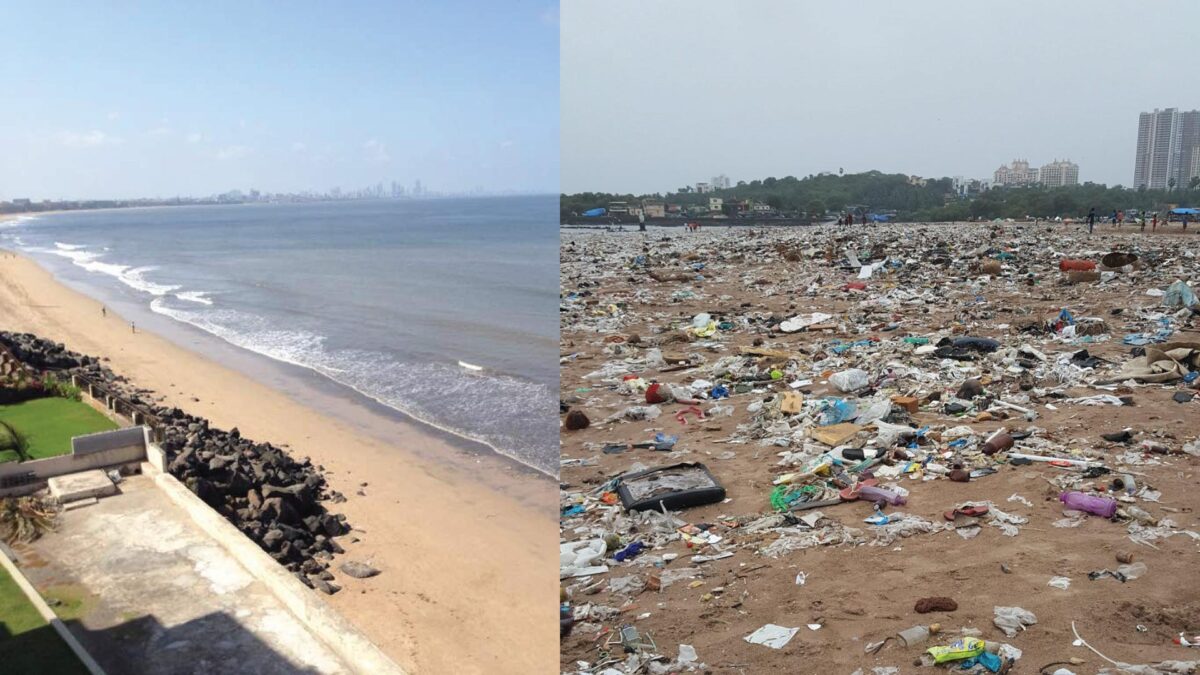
left=641, top=199, right=666, bottom=218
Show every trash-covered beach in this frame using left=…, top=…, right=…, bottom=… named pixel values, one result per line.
left=559, top=222, right=1200, bottom=674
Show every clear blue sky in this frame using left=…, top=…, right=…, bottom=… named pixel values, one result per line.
left=0, top=1, right=559, bottom=199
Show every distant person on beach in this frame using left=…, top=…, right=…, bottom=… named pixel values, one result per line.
left=638, top=212, right=646, bottom=232
left=837, top=216, right=844, bottom=226
left=1152, top=212, right=1158, bottom=230
left=1110, top=210, right=1117, bottom=225
left=130, top=321, right=135, bottom=333
left=1087, top=207, right=1096, bottom=234
left=101, top=306, right=106, bottom=318
left=1185, top=214, right=1190, bottom=231
left=846, top=212, right=853, bottom=226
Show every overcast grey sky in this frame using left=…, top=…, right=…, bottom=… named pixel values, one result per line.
left=562, top=0, right=1200, bottom=194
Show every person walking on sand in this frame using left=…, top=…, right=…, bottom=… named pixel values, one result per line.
left=101, top=306, right=106, bottom=318
left=1087, top=207, right=1096, bottom=234
left=1152, top=211, right=1158, bottom=231
left=130, top=321, right=135, bottom=334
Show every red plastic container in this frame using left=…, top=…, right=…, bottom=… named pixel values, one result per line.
left=1059, top=259, right=1096, bottom=272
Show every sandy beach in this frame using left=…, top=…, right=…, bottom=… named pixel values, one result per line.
left=0, top=216, right=557, bottom=673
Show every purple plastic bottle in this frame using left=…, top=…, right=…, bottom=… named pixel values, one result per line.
left=858, top=484, right=907, bottom=506
left=1059, top=491, right=1117, bottom=518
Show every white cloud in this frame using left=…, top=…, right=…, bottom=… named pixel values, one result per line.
left=56, top=130, right=123, bottom=148
left=145, top=126, right=172, bottom=137
left=363, top=138, right=390, bottom=163
left=291, top=141, right=307, bottom=152
left=499, top=139, right=515, bottom=149
left=185, top=132, right=204, bottom=144
left=106, top=111, right=120, bottom=121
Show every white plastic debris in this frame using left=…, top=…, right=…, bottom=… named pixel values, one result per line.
left=993, top=606, right=1037, bottom=637
left=1048, top=576, right=1071, bottom=590
left=743, top=623, right=799, bottom=649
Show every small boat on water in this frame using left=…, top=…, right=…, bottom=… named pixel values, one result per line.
left=458, top=360, right=484, bottom=372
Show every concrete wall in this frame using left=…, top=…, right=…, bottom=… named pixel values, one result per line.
left=0, top=428, right=148, bottom=497
left=142, top=447, right=406, bottom=675
left=72, top=426, right=145, bottom=457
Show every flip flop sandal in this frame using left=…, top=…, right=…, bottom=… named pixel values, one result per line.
left=943, top=505, right=990, bottom=521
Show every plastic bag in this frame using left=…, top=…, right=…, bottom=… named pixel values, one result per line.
left=1163, top=280, right=1198, bottom=308
left=829, top=368, right=869, bottom=392
left=993, top=606, right=1037, bottom=637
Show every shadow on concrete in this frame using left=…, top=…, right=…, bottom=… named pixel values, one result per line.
left=65, top=610, right=332, bottom=675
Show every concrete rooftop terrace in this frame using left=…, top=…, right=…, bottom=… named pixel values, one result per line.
left=16, top=473, right=350, bottom=674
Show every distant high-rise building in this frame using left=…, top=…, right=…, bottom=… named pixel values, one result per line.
left=1039, top=159, right=1079, bottom=188
left=1133, top=108, right=1200, bottom=189
left=710, top=174, right=731, bottom=190
left=993, top=159, right=1038, bottom=186
left=413, top=179, right=423, bottom=196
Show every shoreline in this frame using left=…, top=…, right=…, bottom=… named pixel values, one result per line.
left=0, top=216, right=557, bottom=673
left=9, top=208, right=558, bottom=479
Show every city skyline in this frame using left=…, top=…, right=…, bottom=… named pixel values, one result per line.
left=0, top=1, right=559, bottom=200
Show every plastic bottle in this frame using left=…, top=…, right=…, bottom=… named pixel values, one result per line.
left=1123, top=505, right=1157, bottom=526
left=1111, top=474, right=1137, bottom=495
left=897, top=623, right=940, bottom=647
left=858, top=484, right=907, bottom=506
left=1059, top=491, right=1117, bottom=518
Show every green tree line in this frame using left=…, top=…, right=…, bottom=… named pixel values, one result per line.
left=562, top=171, right=1200, bottom=221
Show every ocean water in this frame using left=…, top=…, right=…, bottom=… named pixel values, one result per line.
left=1, top=198, right=559, bottom=476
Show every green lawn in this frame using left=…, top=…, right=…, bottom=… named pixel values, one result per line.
left=0, top=566, right=90, bottom=674
left=0, top=397, right=119, bottom=463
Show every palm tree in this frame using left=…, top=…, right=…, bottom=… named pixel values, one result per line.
left=0, top=420, right=30, bottom=462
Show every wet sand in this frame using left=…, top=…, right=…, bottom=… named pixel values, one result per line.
left=0, top=221, right=557, bottom=674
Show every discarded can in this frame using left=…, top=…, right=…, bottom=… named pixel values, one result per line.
left=1059, top=491, right=1117, bottom=518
